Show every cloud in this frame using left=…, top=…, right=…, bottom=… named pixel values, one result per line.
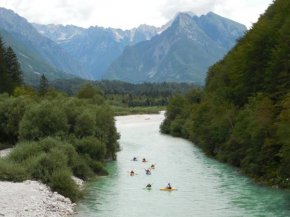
left=1, top=0, right=94, bottom=26
left=0, top=0, right=273, bottom=29
left=158, top=0, right=273, bottom=28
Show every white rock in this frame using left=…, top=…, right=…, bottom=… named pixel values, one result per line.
left=0, top=181, right=77, bottom=216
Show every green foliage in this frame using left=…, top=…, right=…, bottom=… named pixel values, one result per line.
left=14, top=86, right=38, bottom=98
left=74, top=109, right=96, bottom=138
left=50, top=169, right=81, bottom=202
left=19, top=100, right=69, bottom=141
left=111, top=106, right=165, bottom=116
left=39, top=74, right=49, bottom=97
left=51, top=79, right=198, bottom=110
left=161, top=0, right=290, bottom=188
left=77, top=83, right=105, bottom=105
left=0, top=37, right=23, bottom=95
left=0, top=84, right=119, bottom=200
left=0, top=159, right=29, bottom=181
left=74, top=137, right=106, bottom=162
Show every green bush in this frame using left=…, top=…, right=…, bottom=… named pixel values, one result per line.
left=0, top=89, right=119, bottom=201
left=74, top=136, right=106, bottom=162
left=50, top=169, right=82, bottom=202
left=9, top=141, right=42, bottom=163
left=89, top=160, right=108, bottom=175
left=0, top=159, right=29, bottom=181
left=19, top=100, right=69, bottom=141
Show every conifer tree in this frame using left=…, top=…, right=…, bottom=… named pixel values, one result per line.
left=4, top=46, right=23, bottom=88
left=39, top=74, right=49, bottom=97
left=0, top=37, right=12, bottom=94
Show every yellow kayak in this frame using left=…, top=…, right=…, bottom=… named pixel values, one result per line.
left=160, top=188, right=178, bottom=191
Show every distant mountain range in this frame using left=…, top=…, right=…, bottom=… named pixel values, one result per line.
left=0, top=7, right=246, bottom=85
left=0, top=8, right=92, bottom=84
left=103, top=12, right=246, bottom=84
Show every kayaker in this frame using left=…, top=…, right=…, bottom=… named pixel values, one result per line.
left=151, top=164, right=155, bottom=168
left=133, top=157, right=137, bottom=161
left=130, top=170, right=135, bottom=175
left=166, top=183, right=172, bottom=189
left=142, top=158, right=147, bottom=162
left=146, top=183, right=152, bottom=188
left=145, top=169, right=151, bottom=173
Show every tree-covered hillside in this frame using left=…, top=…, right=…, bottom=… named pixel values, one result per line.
left=0, top=29, right=75, bottom=86
left=161, top=0, right=290, bottom=188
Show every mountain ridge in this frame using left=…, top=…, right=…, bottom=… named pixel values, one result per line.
left=0, top=7, right=92, bottom=80
left=102, top=12, right=246, bottom=85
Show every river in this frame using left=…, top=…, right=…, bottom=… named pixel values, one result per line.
left=74, top=112, right=290, bottom=217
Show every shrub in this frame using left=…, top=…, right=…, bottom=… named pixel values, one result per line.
left=74, top=136, right=106, bottom=162
left=50, top=169, right=82, bottom=202
left=0, top=159, right=29, bottom=181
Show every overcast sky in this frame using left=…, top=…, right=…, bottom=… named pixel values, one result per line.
left=0, top=0, right=273, bottom=29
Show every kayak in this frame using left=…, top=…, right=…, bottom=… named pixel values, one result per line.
left=142, top=161, right=148, bottom=163
left=146, top=172, right=151, bottom=175
left=132, top=159, right=138, bottom=161
left=160, top=188, right=178, bottom=191
left=151, top=167, right=155, bottom=169
left=130, top=173, right=135, bottom=176
left=146, top=187, right=152, bottom=190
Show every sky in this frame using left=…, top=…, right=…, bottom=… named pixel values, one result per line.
left=0, top=0, right=274, bottom=30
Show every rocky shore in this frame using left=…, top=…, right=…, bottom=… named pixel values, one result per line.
left=0, top=148, right=84, bottom=217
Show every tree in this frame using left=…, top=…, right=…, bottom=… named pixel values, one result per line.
left=39, top=74, right=49, bottom=97
left=4, top=46, right=23, bottom=88
left=0, top=37, right=12, bottom=94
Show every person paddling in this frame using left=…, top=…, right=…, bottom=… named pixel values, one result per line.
left=145, top=169, right=151, bottom=174
left=142, top=158, right=147, bottom=162
left=133, top=157, right=137, bottom=161
left=146, top=183, right=152, bottom=188
left=151, top=164, right=155, bottom=169
left=166, top=183, right=172, bottom=189
left=130, top=170, right=135, bottom=175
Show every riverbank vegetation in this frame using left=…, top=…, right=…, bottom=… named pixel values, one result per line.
left=0, top=41, right=119, bottom=201
left=161, top=0, right=290, bottom=188
left=51, top=79, right=197, bottom=115
left=0, top=84, right=119, bottom=201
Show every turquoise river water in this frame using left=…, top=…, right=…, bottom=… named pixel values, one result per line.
left=74, top=113, right=290, bottom=217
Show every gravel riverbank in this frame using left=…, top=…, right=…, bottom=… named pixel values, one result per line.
left=0, top=148, right=84, bottom=217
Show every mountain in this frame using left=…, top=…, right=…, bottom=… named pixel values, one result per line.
left=103, top=12, right=246, bottom=84
left=32, top=24, right=84, bottom=44
left=32, top=11, right=197, bottom=80
left=0, top=29, right=75, bottom=86
left=193, top=12, right=247, bottom=50
left=33, top=23, right=161, bottom=79
left=0, top=8, right=92, bottom=80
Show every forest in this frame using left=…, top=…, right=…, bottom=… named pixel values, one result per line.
left=161, top=0, right=290, bottom=188
left=0, top=37, right=119, bottom=201
left=51, top=79, right=198, bottom=115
